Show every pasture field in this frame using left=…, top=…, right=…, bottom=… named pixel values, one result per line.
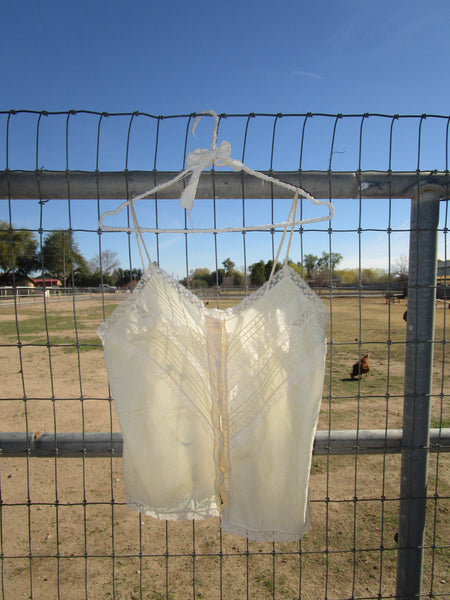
left=0, top=292, right=448, bottom=599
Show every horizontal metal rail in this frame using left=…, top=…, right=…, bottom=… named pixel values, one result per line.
left=0, top=429, right=449, bottom=458
left=1, top=170, right=448, bottom=200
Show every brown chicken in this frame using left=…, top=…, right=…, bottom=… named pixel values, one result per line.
left=350, top=354, right=371, bottom=379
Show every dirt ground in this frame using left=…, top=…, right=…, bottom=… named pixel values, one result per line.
left=0, top=293, right=448, bottom=599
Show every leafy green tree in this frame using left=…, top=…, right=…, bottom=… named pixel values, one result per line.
left=0, top=221, right=39, bottom=275
left=40, top=230, right=87, bottom=283
left=361, top=268, right=389, bottom=284
left=192, top=267, right=211, bottom=287
left=335, top=268, right=358, bottom=285
left=288, top=260, right=305, bottom=277
left=304, top=254, right=319, bottom=279
left=191, top=267, right=210, bottom=278
left=264, top=260, right=282, bottom=280
left=179, top=267, right=211, bottom=288
left=222, top=258, right=235, bottom=275
left=249, top=259, right=285, bottom=286
left=233, top=271, right=244, bottom=286
left=191, top=277, right=208, bottom=288
left=114, top=267, right=143, bottom=287
left=73, top=267, right=115, bottom=287
left=208, top=269, right=225, bottom=287
left=317, top=251, right=343, bottom=274
left=180, top=267, right=209, bottom=288
left=249, top=260, right=266, bottom=286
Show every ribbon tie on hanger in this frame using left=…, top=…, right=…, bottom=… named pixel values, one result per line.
left=98, top=110, right=334, bottom=237
left=180, top=140, right=243, bottom=210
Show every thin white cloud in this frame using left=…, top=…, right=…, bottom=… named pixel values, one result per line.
left=234, top=68, right=324, bottom=81
left=291, top=70, right=324, bottom=81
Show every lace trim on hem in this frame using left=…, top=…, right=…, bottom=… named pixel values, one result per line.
left=127, top=499, right=220, bottom=522
left=220, top=516, right=311, bottom=542
left=127, top=500, right=311, bottom=541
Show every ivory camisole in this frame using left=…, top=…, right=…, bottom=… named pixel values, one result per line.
left=98, top=263, right=329, bottom=542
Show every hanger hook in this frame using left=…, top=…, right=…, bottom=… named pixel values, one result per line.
left=190, top=110, right=220, bottom=150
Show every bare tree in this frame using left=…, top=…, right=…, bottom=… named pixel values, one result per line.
left=89, top=249, right=120, bottom=275
left=393, top=254, right=409, bottom=281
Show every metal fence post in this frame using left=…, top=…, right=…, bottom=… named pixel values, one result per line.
left=396, top=186, right=441, bottom=599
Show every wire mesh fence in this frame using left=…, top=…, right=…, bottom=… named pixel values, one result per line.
left=0, top=111, right=449, bottom=599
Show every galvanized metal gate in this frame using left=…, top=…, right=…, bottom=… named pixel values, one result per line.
left=0, top=111, right=449, bottom=600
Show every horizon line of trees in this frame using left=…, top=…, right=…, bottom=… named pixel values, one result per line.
left=0, top=221, right=136, bottom=287
left=1, top=221, right=409, bottom=288
left=181, top=253, right=409, bottom=288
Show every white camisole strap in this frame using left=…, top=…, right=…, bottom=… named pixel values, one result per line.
left=267, top=191, right=299, bottom=284
left=128, top=200, right=153, bottom=271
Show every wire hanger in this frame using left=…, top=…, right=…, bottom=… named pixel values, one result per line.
left=99, top=110, right=334, bottom=235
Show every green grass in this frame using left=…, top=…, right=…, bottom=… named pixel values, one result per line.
left=36, top=335, right=101, bottom=353
left=75, top=303, right=120, bottom=321
left=0, top=306, right=109, bottom=353
left=430, top=417, right=450, bottom=428
left=4, top=334, right=102, bottom=353
left=0, top=314, right=87, bottom=337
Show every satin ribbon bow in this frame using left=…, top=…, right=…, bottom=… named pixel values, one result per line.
left=180, top=140, right=242, bottom=210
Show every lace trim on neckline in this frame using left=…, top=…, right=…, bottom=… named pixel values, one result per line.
left=127, top=501, right=311, bottom=541
left=98, top=263, right=327, bottom=339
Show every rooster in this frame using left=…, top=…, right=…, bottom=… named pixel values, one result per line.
left=350, top=354, right=371, bottom=379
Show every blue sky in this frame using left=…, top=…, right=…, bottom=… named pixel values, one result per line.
left=2, top=0, right=449, bottom=115
left=1, top=0, right=449, bottom=278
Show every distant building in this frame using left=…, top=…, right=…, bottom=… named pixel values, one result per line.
left=31, top=278, right=62, bottom=287
left=437, top=260, right=450, bottom=277
left=221, top=276, right=235, bottom=288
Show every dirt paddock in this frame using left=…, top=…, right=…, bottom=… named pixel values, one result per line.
left=0, top=294, right=448, bottom=599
